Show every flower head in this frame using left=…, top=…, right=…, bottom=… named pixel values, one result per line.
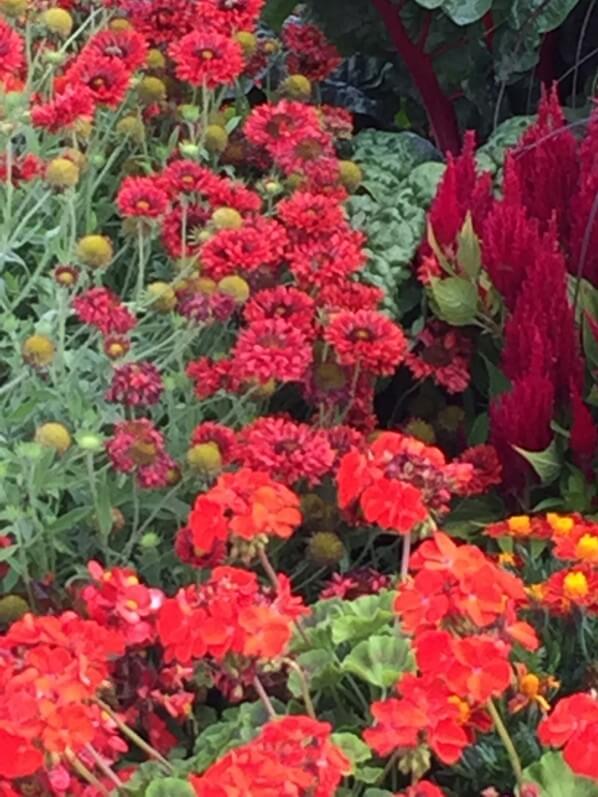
left=325, top=310, right=407, bottom=375
left=106, top=361, right=164, bottom=406
left=169, top=29, right=244, bottom=88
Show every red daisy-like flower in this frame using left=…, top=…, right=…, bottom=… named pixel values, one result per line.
left=194, top=0, right=265, bottom=34
left=406, top=324, right=473, bottom=394
left=0, top=153, right=43, bottom=186
left=159, top=159, right=220, bottom=199
left=277, top=191, right=345, bottom=234
left=231, top=318, right=313, bottom=385
left=73, top=287, right=137, bottom=336
left=243, top=286, right=316, bottom=336
left=324, top=309, right=407, bottom=375
left=287, top=227, right=365, bottom=289
left=106, top=361, right=164, bottom=406
left=244, top=100, right=323, bottom=157
left=186, top=355, right=232, bottom=398
left=200, top=218, right=287, bottom=281
left=318, top=281, right=385, bottom=314
left=234, top=416, right=335, bottom=486
left=31, top=85, right=96, bottom=133
left=190, top=421, right=236, bottom=462
left=0, top=20, right=24, bottom=82
left=82, top=28, right=149, bottom=72
left=117, top=176, right=169, bottom=218
left=65, top=54, right=131, bottom=108
left=168, top=29, right=244, bottom=88
left=114, top=0, right=197, bottom=46
left=106, top=419, right=173, bottom=489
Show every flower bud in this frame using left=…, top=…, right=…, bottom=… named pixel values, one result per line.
left=211, top=207, right=243, bottom=230
left=338, top=160, right=363, bottom=192
left=35, top=422, right=71, bottom=455
left=40, top=8, right=73, bottom=37
left=281, top=74, right=312, bottom=101
left=204, top=124, right=228, bottom=155
left=76, top=234, right=113, bottom=268
left=45, top=157, right=79, bottom=188
left=22, top=334, right=55, bottom=367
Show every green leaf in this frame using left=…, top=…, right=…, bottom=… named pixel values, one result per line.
left=261, top=0, right=296, bottom=29
left=331, top=733, right=372, bottom=771
left=468, top=413, right=489, bottom=446
left=456, top=212, right=482, bottom=278
left=341, top=634, right=414, bottom=689
left=356, top=765, right=385, bottom=784
left=509, top=0, right=580, bottom=33
left=145, top=779, right=195, bottom=797
left=287, top=650, right=341, bottom=697
left=481, top=354, right=511, bottom=398
left=331, top=592, right=395, bottom=645
left=520, top=751, right=598, bottom=796
left=364, top=790, right=395, bottom=797
left=442, top=0, right=492, bottom=25
left=429, top=276, right=479, bottom=326
left=513, top=439, right=562, bottom=485
left=443, top=495, right=506, bottom=538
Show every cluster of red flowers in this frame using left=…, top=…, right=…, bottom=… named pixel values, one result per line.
left=189, top=715, right=350, bottom=797
left=157, top=565, right=307, bottom=664
left=337, top=431, right=484, bottom=533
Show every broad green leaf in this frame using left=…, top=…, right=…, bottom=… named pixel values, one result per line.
left=287, top=650, right=341, bottom=697
left=331, top=592, right=395, bottom=645
left=456, top=212, right=482, bottom=278
left=429, top=276, right=479, bottom=326
left=341, top=634, right=414, bottom=689
left=145, top=779, right=195, bottom=797
left=356, top=765, right=385, bottom=784
left=261, top=0, right=297, bottom=28
left=364, top=790, right=395, bottom=797
left=468, top=412, right=489, bottom=446
left=513, top=439, right=562, bottom=485
left=509, top=0, right=581, bottom=33
left=520, top=751, right=598, bottom=796
left=442, top=0, right=492, bottom=25
left=481, top=354, right=511, bottom=398
left=427, top=224, right=453, bottom=276
left=443, top=495, right=506, bottom=538
left=331, top=733, right=372, bottom=771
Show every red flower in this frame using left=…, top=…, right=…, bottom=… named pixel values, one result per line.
left=243, top=286, right=316, bottom=336
left=444, top=635, right=512, bottom=703
left=277, top=190, right=345, bottom=234
left=325, top=309, right=407, bottom=376
left=200, top=217, right=287, bottom=281
left=318, top=281, right=385, bottom=313
left=186, top=355, right=232, bottom=399
left=0, top=153, right=43, bottom=186
left=106, top=419, right=174, bottom=489
left=244, top=100, right=323, bottom=158
left=191, top=421, right=236, bottom=462
left=282, top=22, right=342, bottom=81
left=195, top=0, right=265, bottom=34
left=231, top=318, right=313, bottom=385
left=117, top=176, right=169, bottom=218
left=397, top=782, right=447, bottom=797
left=106, top=361, right=164, bottom=406
left=31, top=85, right=96, bottom=133
left=0, top=729, right=43, bottom=779
left=114, top=0, right=197, bottom=46
left=0, top=20, right=24, bottom=82
left=234, top=416, right=335, bottom=486
left=73, top=287, right=137, bottom=336
left=360, top=478, right=428, bottom=534
left=364, top=673, right=470, bottom=765
left=82, top=28, right=149, bottom=71
left=569, top=384, right=598, bottom=476
left=455, top=445, right=502, bottom=495
left=538, top=693, right=598, bottom=781
left=168, top=29, right=244, bottom=88
left=65, top=54, right=131, bottom=108
left=287, top=226, right=366, bottom=290
left=405, top=323, right=472, bottom=394
left=161, top=203, right=212, bottom=258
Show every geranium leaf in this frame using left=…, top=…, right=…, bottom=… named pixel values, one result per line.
left=520, top=751, right=598, bottom=796
left=341, top=634, right=414, bottom=689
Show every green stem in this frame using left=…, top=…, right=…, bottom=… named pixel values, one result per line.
left=136, top=226, right=146, bottom=301
left=400, top=531, right=412, bottom=580
left=253, top=675, right=277, bottom=720
left=284, top=659, right=316, bottom=719
left=487, top=698, right=524, bottom=787
left=65, top=750, right=110, bottom=796
left=96, top=700, right=174, bottom=773
left=85, top=744, right=124, bottom=791
left=86, top=452, right=108, bottom=561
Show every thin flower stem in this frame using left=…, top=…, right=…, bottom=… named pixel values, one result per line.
left=85, top=744, right=124, bottom=791
left=258, top=547, right=310, bottom=645
left=136, top=226, right=146, bottom=302
left=284, top=659, right=316, bottom=719
left=96, top=700, right=174, bottom=773
left=400, top=531, right=412, bottom=580
left=253, top=675, right=277, bottom=720
left=487, top=698, right=524, bottom=787
left=65, top=750, right=110, bottom=796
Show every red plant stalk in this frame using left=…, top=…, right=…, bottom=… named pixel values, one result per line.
left=371, top=0, right=462, bottom=153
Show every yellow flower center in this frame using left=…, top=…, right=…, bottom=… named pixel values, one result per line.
left=520, top=673, right=540, bottom=697
left=575, top=534, right=598, bottom=562
left=507, top=515, right=531, bottom=535
left=563, top=571, right=589, bottom=600
left=546, top=513, right=574, bottom=535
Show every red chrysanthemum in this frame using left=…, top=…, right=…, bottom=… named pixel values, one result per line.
left=31, top=85, right=96, bottom=133
left=194, top=0, right=265, bottom=34
left=186, top=355, right=232, bottom=398
left=82, top=28, right=149, bottom=71
left=200, top=217, right=288, bottom=281
left=168, top=29, right=244, bottom=88
left=231, top=318, right=313, bottom=384
left=73, top=287, right=137, bottom=336
left=455, top=445, right=502, bottom=495
left=0, top=153, right=43, bottom=186
left=277, top=190, right=345, bottom=234
left=106, top=361, right=164, bottom=406
left=0, top=19, right=24, bottom=82
left=318, top=281, right=385, bottom=313
left=243, top=286, right=316, bottom=336
left=324, top=309, right=407, bottom=375
left=117, top=175, right=169, bottom=218
left=244, top=100, right=323, bottom=158
left=287, top=226, right=366, bottom=289
left=234, top=416, right=335, bottom=486
left=106, top=419, right=173, bottom=489
left=113, top=0, right=197, bottom=45
left=65, top=54, right=131, bottom=108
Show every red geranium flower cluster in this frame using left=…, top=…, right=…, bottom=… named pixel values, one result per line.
left=0, top=612, right=125, bottom=776
left=538, top=693, right=598, bottom=781
left=157, top=566, right=307, bottom=664
left=337, top=432, right=475, bottom=531
left=80, top=561, right=164, bottom=646
left=188, top=468, right=302, bottom=556
left=189, top=715, right=350, bottom=797
left=395, top=531, right=537, bottom=648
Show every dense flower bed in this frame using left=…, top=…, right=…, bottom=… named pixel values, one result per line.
left=0, top=1, right=597, bottom=796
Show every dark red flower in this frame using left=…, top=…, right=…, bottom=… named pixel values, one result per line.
left=82, top=28, right=148, bottom=71
left=282, top=22, right=342, bottom=81
left=168, top=29, right=244, bottom=88
left=31, top=85, right=96, bottom=133
left=0, top=20, right=24, bottom=82
left=106, top=361, right=164, bottom=406
left=65, top=54, right=131, bottom=108
left=324, top=309, right=407, bottom=375
left=73, top=287, right=137, bottom=336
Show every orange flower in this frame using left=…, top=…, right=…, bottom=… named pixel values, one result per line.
left=508, top=663, right=558, bottom=714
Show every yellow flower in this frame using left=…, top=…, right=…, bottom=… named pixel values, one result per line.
left=22, top=334, right=55, bottom=367
left=0, top=0, right=27, bottom=17
left=76, top=234, right=113, bottom=269
left=41, top=8, right=73, bottom=37
left=35, top=422, right=71, bottom=455
left=147, top=281, right=176, bottom=312
left=575, top=533, right=598, bottom=563
left=45, top=157, right=80, bottom=189
left=507, top=515, right=532, bottom=536
left=546, top=513, right=574, bottom=535
left=563, top=571, right=589, bottom=600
